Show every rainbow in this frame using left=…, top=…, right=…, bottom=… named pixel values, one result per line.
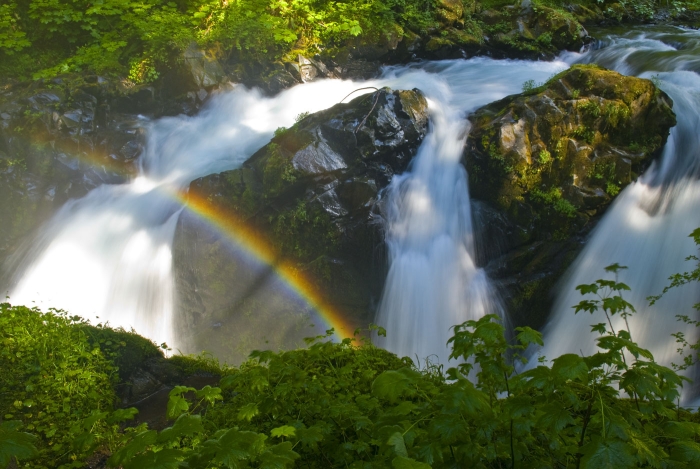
left=13, top=131, right=357, bottom=339
left=171, top=190, right=356, bottom=340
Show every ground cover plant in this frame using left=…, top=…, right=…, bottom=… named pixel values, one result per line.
left=2, top=0, right=699, bottom=83
left=2, top=228, right=700, bottom=468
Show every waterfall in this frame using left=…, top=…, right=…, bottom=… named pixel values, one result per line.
left=3, top=57, right=566, bottom=358
left=539, top=28, right=700, bottom=392
left=5, top=81, right=390, bottom=347
left=375, top=59, right=568, bottom=364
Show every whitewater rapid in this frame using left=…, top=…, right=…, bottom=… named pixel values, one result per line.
left=540, top=28, right=700, bottom=394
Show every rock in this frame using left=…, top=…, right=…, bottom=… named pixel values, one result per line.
left=436, top=0, right=465, bottom=27
left=183, top=43, right=227, bottom=89
left=463, top=64, right=676, bottom=328
left=0, top=78, right=150, bottom=268
left=174, top=88, right=429, bottom=359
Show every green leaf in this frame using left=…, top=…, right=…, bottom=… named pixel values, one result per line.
left=270, top=425, right=296, bottom=438
left=237, top=403, right=259, bottom=422
left=537, top=402, right=574, bottom=432
left=158, top=414, right=204, bottom=443
left=372, top=368, right=418, bottom=403
left=259, top=441, right=299, bottom=469
left=387, top=432, right=408, bottom=458
left=0, top=421, right=38, bottom=467
left=392, top=455, right=432, bottom=469
left=581, top=437, right=636, bottom=469
left=108, top=430, right=158, bottom=466
left=604, top=263, right=628, bottom=273
left=670, top=440, right=700, bottom=463
left=167, top=386, right=195, bottom=419
left=552, top=354, right=588, bottom=381
left=628, top=433, right=665, bottom=468
left=215, top=429, right=267, bottom=466
left=574, top=299, right=599, bottom=314
left=107, top=407, right=139, bottom=424
left=576, top=283, right=599, bottom=295
left=515, top=326, right=543, bottom=347
left=505, top=395, right=534, bottom=418
left=123, top=448, right=184, bottom=469
left=663, top=421, right=700, bottom=439
left=196, top=385, right=223, bottom=405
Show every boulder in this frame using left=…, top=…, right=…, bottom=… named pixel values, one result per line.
left=182, top=43, right=227, bottom=89
left=464, top=64, right=676, bottom=328
left=478, top=3, right=590, bottom=59
left=174, top=88, right=429, bottom=359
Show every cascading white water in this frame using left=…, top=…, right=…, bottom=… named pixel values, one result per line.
left=539, top=28, right=700, bottom=389
left=4, top=57, right=566, bottom=356
left=375, top=59, right=568, bottom=364
left=6, top=81, right=398, bottom=347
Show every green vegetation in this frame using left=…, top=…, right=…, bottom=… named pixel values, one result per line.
left=3, top=241, right=700, bottom=467
left=2, top=0, right=698, bottom=85
left=531, top=186, right=577, bottom=217
left=0, top=0, right=436, bottom=81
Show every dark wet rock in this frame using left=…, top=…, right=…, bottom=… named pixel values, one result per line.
left=0, top=79, right=149, bottom=266
left=463, top=64, right=676, bottom=328
left=175, top=88, right=429, bottom=354
left=183, top=43, right=227, bottom=89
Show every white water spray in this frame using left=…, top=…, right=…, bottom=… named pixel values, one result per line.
left=375, top=59, right=567, bottom=364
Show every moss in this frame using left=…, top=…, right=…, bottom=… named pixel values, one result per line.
left=262, top=143, right=300, bottom=199
left=530, top=187, right=576, bottom=218
left=270, top=199, right=339, bottom=265
left=167, top=353, right=227, bottom=376
left=80, top=324, right=164, bottom=381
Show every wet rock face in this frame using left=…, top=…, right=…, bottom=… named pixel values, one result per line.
left=0, top=79, right=151, bottom=264
left=464, top=65, right=676, bottom=328
left=176, top=88, right=429, bottom=344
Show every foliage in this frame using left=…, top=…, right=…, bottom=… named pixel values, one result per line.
left=96, top=264, right=700, bottom=468
left=0, top=0, right=437, bottom=81
left=4, top=256, right=700, bottom=467
left=531, top=186, right=577, bottom=217
left=0, top=303, right=120, bottom=468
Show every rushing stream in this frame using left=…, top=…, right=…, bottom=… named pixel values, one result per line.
left=3, top=26, right=700, bottom=375
left=540, top=27, right=700, bottom=393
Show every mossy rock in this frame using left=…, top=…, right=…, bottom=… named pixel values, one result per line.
left=465, top=64, right=676, bottom=329
left=478, top=4, right=588, bottom=59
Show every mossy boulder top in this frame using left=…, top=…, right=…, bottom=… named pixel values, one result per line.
left=466, top=64, right=675, bottom=239
left=464, top=64, right=676, bottom=328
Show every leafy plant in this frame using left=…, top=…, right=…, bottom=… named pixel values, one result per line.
left=4, top=255, right=700, bottom=468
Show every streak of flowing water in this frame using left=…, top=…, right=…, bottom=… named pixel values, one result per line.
left=376, top=59, right=567, bottom=364
left=540, top=28, right=700, bottom=395
left=4, top=56, right=567, bottom=356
